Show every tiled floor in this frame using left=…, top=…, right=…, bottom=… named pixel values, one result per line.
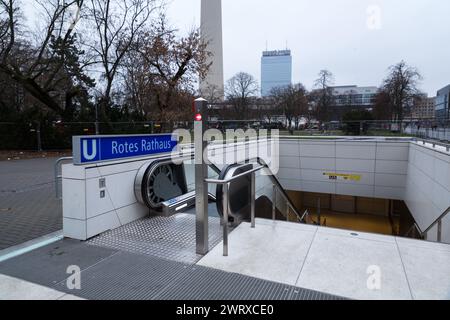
left=198, top=218, right=450, bottom=300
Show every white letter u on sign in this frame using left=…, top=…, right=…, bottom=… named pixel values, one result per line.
left=83, top=140, right=98, bottom=161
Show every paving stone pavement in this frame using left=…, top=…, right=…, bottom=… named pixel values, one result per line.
left=0, top=158, right=62, bottom=250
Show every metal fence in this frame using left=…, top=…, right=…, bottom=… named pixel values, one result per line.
left=0, top=121, right=191, bottom=151
left=1, top=119, right=449, bottom=151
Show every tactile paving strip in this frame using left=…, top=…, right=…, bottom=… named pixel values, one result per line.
left=87, top=214, right=224, bottom=264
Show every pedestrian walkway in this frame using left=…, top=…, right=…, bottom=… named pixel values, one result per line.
left=0, top=158, right=62, bottom=250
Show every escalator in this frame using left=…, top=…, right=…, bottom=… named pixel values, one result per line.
left=215, top=159, right=303, bottom=225
left=134, top=155, right=303, bottom=225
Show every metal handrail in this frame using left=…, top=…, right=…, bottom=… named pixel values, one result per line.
left=205, top=162, right=305, bottom=256
left=423, top=206, right=450, bottom=242
left=413, top=138, right=450, bottom=152
left=205, top=162, right=302, bottom=222
left=206, top=166, right=263, bottom=256
left=205, top=166, right=265, bottom=185
left=404, top=223, right=424, bottom=239
left=405, top=207, right=450, bottom=242
left=54, top=157, right=73, bottom=199
left=300, top=210, right=310, bottom=222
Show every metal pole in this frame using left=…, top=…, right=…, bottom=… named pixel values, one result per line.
left=318, top=198, right=321, bottom=226
left=195, top=98, right=209, bottom=255
left=36, top=122, right=42, bottom=152
left=95, top=104, right=100, bottom=135
left=286, top=203, right=290, bottom=222
left=437, top=220, right=442, bottom=243
left=251, top=172, right=256, bottom=228
left=223, top=183, right=229, bottom=257
left=272, top=185, right=276, bottom=220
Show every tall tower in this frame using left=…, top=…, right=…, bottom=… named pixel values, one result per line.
left=200, top=0, right=224, bottom=98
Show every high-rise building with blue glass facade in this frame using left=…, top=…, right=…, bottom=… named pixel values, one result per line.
left=261, top=50, right=292, bottom=96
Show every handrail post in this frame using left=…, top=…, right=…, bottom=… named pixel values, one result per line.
left=55, top=157, right=73, bottom=199
left=437, top=220, right=442, bottom=243
left=272, top=185, right=276, bottom=220
left=223, top=182, right=229, bottom=257
left=251, top=172, right=256, bottom=228
left=55, top=159, right=60, bottom=199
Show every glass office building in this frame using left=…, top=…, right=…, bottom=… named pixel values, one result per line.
left=261, top=50, right=292, bottom=96
left=436, top=85, right=450, bottom=120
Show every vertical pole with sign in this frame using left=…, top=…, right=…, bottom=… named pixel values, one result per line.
left=195, top=98, right=209, bottom=255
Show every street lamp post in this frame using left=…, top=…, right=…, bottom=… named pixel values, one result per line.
left=95, top=104, right=100, bottom=135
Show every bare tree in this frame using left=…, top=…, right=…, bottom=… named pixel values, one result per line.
left=381, top=61, right=422, bottom=121
left=225, top=72, right=259, bottom=119
left=0, top=0, right=88, bottom=115
left=373, top=89, right=392, bottom=120
left=86, top=0, right=160, bottom=110
left=122, top=17, right=210, bottom=122
left=313, top=69, right=335, bottom=122
left=199, top=84, right=223, bottom=104
left=271, top=83, right=309, bottom=131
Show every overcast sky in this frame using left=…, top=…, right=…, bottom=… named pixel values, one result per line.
left=166, top=0, right=450, bottom=95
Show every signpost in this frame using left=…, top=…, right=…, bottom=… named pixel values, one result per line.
left=195, top=98, right=209, bottom=255
left=72, top=134, right=178, bottom=165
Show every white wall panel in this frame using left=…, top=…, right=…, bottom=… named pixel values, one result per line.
left=376, top=160, right=408, bottom=175
left=374, top=186, right=404, bottom=200
left=300, top=169, right=330, bottom=183
left=280, top=156, right=301, bottom=169
left=300, top=157, right=335, bottom=171
left=405, top=144, right=450, bottom=243
left=375, top=174, right=407, bottom=188
left=376, top=145, right=409, bottom=161
left=62, top=179, right=85, bottom=220
left=335, top=143, right=376, bottom=160
left=277, top=168, right=301, bottom=180
left=336, top=159, right=375, bottom=172
left=280, top=142, right=301, bottom=157
left=299, top=143, right=335, bottom=158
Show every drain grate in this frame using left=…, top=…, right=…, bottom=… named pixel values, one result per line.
left=87, top=214, right=224, bottom=264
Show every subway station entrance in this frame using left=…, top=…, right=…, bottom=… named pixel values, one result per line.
left=1, top=99, right=449, bottom=300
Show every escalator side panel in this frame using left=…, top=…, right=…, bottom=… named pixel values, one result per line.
left=216, top=164, right=253, bottom=223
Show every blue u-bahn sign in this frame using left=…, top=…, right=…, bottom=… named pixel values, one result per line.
left=73, top=134, right=178, bottom=165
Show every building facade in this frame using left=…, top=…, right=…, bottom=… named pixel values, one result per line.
left=331, top=85, right=378, bottom=108
left=436, top=85, right=450, bottom=120
left=261, top=50, right=292, bottom=97
left=411, top=95, right=436, bottom=119
left=327, top=85, right=378, bottom=120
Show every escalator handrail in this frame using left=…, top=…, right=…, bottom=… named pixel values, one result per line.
left=181, top=142, right=301, bottom=221
left=205, top=157, right=303, bottom=223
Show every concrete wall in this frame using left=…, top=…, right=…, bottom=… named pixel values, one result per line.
left=405, top=142, right=450, bottom=243
left=277, top=139, right=410, bottom=201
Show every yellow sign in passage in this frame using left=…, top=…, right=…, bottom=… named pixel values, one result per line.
left=323, top=173, right=362, bottom=182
